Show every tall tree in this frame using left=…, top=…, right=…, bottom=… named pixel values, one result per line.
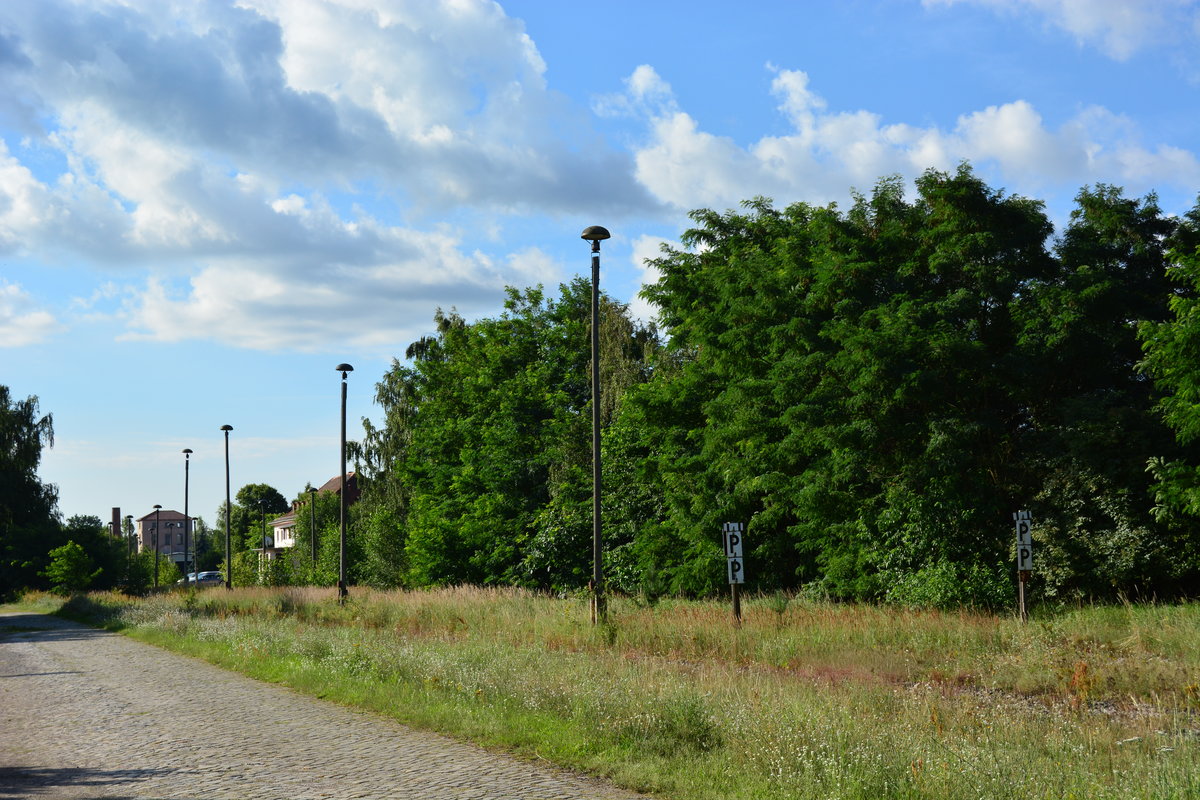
left=633, top=169, right=1176, bottom=604
left=0, top=387, right=60, bottom=596
left=1137, top=196, right=1200, bottom=590
left=359, top=280, right=658, bottom=590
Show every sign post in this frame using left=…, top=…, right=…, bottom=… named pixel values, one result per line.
left=1014, top=510, right=1033, bottom=623
left=723, top=522, right=745, bottom=625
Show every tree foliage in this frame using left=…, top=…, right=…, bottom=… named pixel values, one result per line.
left=0, top=387, right=60, bottom=596
left=357, top=280, right=659, bottom=591
left=12, top=169, right=1200, bottom=607
left=41, top=540, right=100, bottom=595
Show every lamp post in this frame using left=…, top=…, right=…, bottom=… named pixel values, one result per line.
left=259, top=498, right=267, bottom=585
left=182, top=448, right=193, bottom=587
left=221, top=424, right=233, bottom=589
left=308, top=486, right=318, bottom=572
left=124, top=514, right=133, bottom=579
left=152, top=504, right=162, bottom=591
left=581, top=225, right=610, bottom=624
left=336, top=363, right=353, bottom=605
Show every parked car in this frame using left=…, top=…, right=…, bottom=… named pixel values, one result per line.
left=195, top=571, right=223, bottom=586
left=176, top=572, right=198, bottom=585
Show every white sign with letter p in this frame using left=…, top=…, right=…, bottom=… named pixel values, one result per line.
left=723, top=522, right=746, bottom=584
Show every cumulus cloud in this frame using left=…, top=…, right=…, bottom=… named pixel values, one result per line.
left=0, top=0, right=663, bottom=351
left=621, top=64, right=1200, bottom=212
left=923, top=0, right=1200, bottom=61
left=0, top=281, right=59, bottom=346
left=118, top=217, right=527, bottom=353
left=626, top=234, right=677, bottom=326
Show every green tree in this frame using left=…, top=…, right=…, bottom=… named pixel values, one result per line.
left=0, top=386, right=60, bottom=596
left=634, top=166, right=1176, bottom=605
left=1022, top=186, right=1181, bottom=598
left=1137, top=195, right=1200, bottom=590
left=359, top=280, right=658, bottom=590
left=41, top=540, right=101, bottom=595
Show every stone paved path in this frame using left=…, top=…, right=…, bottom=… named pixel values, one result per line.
left=0, top=612, right=649, bottom=800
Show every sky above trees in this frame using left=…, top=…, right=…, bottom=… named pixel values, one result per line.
left=2, top=0, right=1200, bottom=522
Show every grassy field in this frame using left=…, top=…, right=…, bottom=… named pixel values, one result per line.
left=9, top=587, right=1200, bottom=800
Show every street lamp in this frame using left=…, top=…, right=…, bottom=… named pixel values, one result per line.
left=259, top=498, right=267, bottom=585
left=308, top=486, right=319, bottom=572
left=581, top=225, right=610, bottom=624
left=124, top=514, right=133, bottom=578
left=182, top=448, right=193, bottom=587
left=152, top=504, right=162, bottom=591
left=221, top=424, right=233, bottom=590
left=336, top=363, right=354, bottom=605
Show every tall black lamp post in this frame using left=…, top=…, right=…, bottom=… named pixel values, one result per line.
left=221, top=424, right=233, bottom=589
left=581, top=225, right=610, bottom=623
left=152, top=504, right=162, bottom=591
left=182, top=448, right=193, bottom=586
left=336, top=363, right=354, bottom=605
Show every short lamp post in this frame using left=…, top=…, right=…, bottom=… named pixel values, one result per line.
left=336, top=363, right=354, bottom=605
left=182, top=448, right=193, bottom=587
left=221, top=424, right=233, bottom=589
left=124, top=514, right=134, bottom=576
left=152, top=504, right=162, bottom=591
left=259, top=498, right=267, bottom=585
left=581, top=225, right=610, bottom=624
left=308, top=486, right=319, bottom=571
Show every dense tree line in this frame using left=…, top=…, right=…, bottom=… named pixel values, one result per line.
left=350, top=166, right=1200, bottom=606
left=7, top=166, right=1200, bottom=607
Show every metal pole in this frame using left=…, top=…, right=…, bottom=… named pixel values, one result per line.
left=309, top=487, right=318, bottom=573
left=153, top=505, right=162, bottom=591
left=336, top=364, right=354, bottom=604
left=260, top=499, right=267, bottom=584
left=222, top=425, right=233, bottom=589
left=581, top=226, right=610, bottom=624
left=732, top=583, right=742, bottom=626
left=182, top=449, right=192, bottom=587
left=1018, top=570, right=1029, bottom=623
left=125, top=514, right=133, bottom=583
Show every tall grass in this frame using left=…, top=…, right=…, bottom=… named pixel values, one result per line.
left=14, top=588, right=1200, bottom=800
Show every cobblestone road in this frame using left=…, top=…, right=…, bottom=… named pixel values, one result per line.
left=0, top=612, right=648, bottom=800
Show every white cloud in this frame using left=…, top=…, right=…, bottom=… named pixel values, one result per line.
left=623, top=64, right=1200, bottom=212
left=0, top=139, right=55, bottom=253
left=0, top=0, right=662, bottom=351
left=924, top=0, right=1200, bottom=60
left=627, top=234, right=676, bottom=326
left=117, top=216, right=522, bottom=353
left=0, top=281, right=59, bottom=346
left=0, top=0, right=653, bottom=216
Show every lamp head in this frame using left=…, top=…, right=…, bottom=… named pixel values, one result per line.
left=153, top=504, right=162, bottom=510
left=220, top=424, right=233, bottom=432
left=182, top=448, right=193, bottom=455
left=580, top=226, right=611, bottom=242
left=336, top=363, right=354, bottom=377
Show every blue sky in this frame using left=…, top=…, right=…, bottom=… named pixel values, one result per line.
left=3, top=0, right=1200, bottom=525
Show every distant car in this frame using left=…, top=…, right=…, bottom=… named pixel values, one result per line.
left=195, top=571, right=223, bottom=586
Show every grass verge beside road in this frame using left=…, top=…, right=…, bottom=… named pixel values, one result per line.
left=8, top=587, right=1200, bottom=800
